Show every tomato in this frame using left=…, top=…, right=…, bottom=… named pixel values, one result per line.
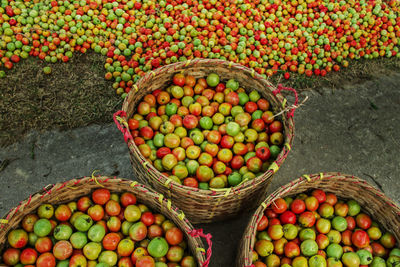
left=352, top=230, right=370, bottom=248
left=141, top=211, right=155, bottom=226
left=105, top=200, right=121, bottom=216
left=290, top=199, right=306, bottom=214
left=120, top=193, right=137, bottom=207
left=102, top=233, right=121, bottom=250
left=311, top=189, right=326, bottom=203
left=356, top=213, right=372, bottom=230
left=92, top=188, right=110, bottom=205
left=36, top=252, right=56, bottom=267
left=280, top=211, right=296, bottom=225
left=77, top=196, right=92, bottom=212
left=272, top=198, right=287, bottom=214
left=165, top=227, right=183, bottom=245
left=257, top=215, right=269, bottom=231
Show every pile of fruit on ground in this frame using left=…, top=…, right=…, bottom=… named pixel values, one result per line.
left=129, top=73, right=284, bottom=189
left=1, top=0, right=400, bottom=97
left=2, top=188, right=198, bottom=267
left=253, top=189, right=399, bottom=267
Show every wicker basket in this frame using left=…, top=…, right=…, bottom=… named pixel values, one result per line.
left=0, top=176, right=212, bottom=266
left=237, top=172, right=400, bottom=267
left=114, top=58, right=296, bottom=223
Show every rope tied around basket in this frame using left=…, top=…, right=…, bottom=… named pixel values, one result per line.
left=188, top=228, right=213, bottom=267
left=272, top=84, right=300, bottom=118
left=113, top=110, right=133, bottom=143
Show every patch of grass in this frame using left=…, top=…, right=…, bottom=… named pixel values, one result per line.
left=0, top=51, right=120, bottom=146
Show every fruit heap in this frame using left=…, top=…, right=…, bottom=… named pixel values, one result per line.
left=128, top=73, right=284, bottom=189
left=1, top=0, right=400, bottom=95
left=252, top=189, right=399, bottom=267
left=1, top=188, right=198, bottom=267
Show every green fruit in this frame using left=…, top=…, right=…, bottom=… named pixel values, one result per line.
left=357, top=249, right=373, bottom=265
left=74, top=214, right=93, bottom=232
left=171, top=86, right=184, bottom=99
left=347, top=200, right=361, bottom=216
left=226, top=122, right=241, bottom=136
left=342, top=252, right=360, bottom=267
left=186, top=160, right=200, bottom=176
left=43, top=66, right=52, bottom=74
left=57, top=260, right=70, bottom=267
left=53, top=224, right=73, bottom=240
left=198, top=182, right=209, bottom=190
left=33, top=219, right=52, bottom=237
left=309, top=255, right=327, bottom=267
left=332, top=216, right=347, bottom=232
left=249, top=90, right=261, bottom=102
left=228, top=172, right=242, bottom=186
left=70, top=232, right=88, bottom=249
left=0, top=71, right=6, bottom=78
left=226, top=79, right=239, bottom=90
left=153, top=133, right=165, bottom=147
left=165, top=103, right=178, bottom=116
left=83, top=242, right=102, bottom=260
left=326, top=243, right=343, bottom=259
left=199, top=117, right=213, bottom=130
left=269, top=145, right=281, bottom=158
left=387, top=255, right=400, bottom=267
left=238, top=92, right=249, bottom=106
left=300, top=240, right=318, bottom=257
left=231, top=106, right=244, bottom=117
left=390, top=248, right=400, bottom=257
left=371, top=257, right=387, bottom=267
left=88, top=224, right=106, bottom=242
left=206, top=73, right=220, bottom=87
left=148, top=237, right=169, bottom=258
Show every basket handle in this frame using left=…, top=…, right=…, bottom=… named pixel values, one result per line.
left=113, top=110, right=133, bottom=143
left=272, top=85, right=299, bottom=118
left=188, top=228, right=213, bottom=267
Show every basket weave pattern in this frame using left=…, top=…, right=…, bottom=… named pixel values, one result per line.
left=0, top=176, right=211, bottom=266
left=116, top=58, right=295, bottom=223
left=237, top=172, right=400, bottom=267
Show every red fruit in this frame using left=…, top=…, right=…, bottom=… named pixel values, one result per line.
left=183, top=115, right=198, bottom=129
left=231, top=155, right=244, bottom=169
left=311, top=189, right=326, bottom=203
left=220, top=135, right=234, bottom=149
left=20, top=248, right=37, bottom=265
left=290, top=199, right=306, bottom=214
left=2, top=248, right=21, bottom=266
left=244, top=102, right=258, bottom=113
left=165, top=227, right=183, bottom=246
left=305, top=196, right=319, bottom=211
left=325, top=193, right=337, bottom=206
left=298, top=211, right=316, bottom=227
left=53, top=241, right=73, bottom=260
left=257, top=215, right=269, bottom=231
left=257, top=99, right=270, bottom=111
left=140, top=126, right=154, bottom=140
left=36, top=252, right=56, bottom=267
left=255, top=147, right=270, bottom=161
left=92, top=188, right=111, bottom=205
left=272, top=198, right=287, bottom=214
left=280, top=210, right=296, bottom=224
left=105, top=200, right=121, bottom=216
left=156, top=147, right=171, bottom=159
left=352, top=230, right=370, bottom=248
left=102, top=233, right=121, bottom=251
left=265, top=209, right=278, bottom=219
left=225, top=92, right=239, bottom=105
left=346, top=216, right=356, bottom=230
left=356, top=213, right=372, bottom=230
left=173, top=73, right=185, bottom=86
left=284, top=241, right=300, bottom=258
left=54, top=205, right=72, bottom=222
left=269, top=121, right=283, bottom=133
left=284, top=72, right=290, bottom=79
left=141, top=212, right=155, bottom=226
left=120, top=192, right=137, bottom=207
left=77, top=196, right=92, bottom=212
left=341, top=230, right=353, bottom=246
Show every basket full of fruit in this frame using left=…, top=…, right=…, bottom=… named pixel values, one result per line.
left=114, top=59, right=296, bottom=223
left=237, top=172, right=400, bottom=267
left=0, top=176, right=212, bottom=267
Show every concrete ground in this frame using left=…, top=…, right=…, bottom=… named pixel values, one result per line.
left=1, top=72, right=399, bottom=266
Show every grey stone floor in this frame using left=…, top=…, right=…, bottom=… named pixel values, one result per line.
left=1, top=73, right=399, bottom=266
